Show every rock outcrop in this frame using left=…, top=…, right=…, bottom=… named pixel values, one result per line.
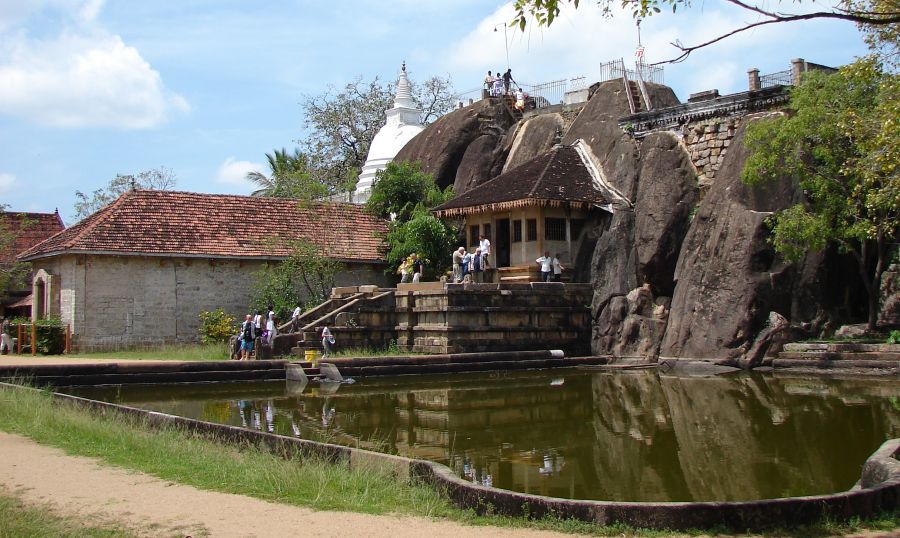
left=394, top=99, right=516, bottom=191
left=659, top=115, right=801, bottom=360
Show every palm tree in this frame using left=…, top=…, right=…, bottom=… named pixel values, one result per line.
left=246, top=148, right=312, bottom=197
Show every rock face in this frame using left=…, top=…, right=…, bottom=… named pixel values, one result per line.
left=394, top=99, right=516, bottom=191
left=503, top=113, right=564, bottom=172
left=659, top=116, right=801, bottom=360
left=594, top=285, right=670, bottom=358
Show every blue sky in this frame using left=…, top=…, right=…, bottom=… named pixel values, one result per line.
left=0, top=0, right=869, bottom=223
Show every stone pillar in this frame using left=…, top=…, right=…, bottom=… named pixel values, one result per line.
left=791, top=58, right=806, bottom=85
left=747, top=68, right=760, bottom=91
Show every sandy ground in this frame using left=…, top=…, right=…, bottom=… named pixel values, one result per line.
left=0, top=432, right=575, bottom=538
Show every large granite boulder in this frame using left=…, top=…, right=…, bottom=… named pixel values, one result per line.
left=594, top=284, right=670, bottom=358
left=503, top=113, right=565, bottom=172
left=563, top=81, right=679, bottom=199
left=633, top=132, right=699, bottom=297
left=395, top=99, right=515, bottom=192
left=659, top=116, right=801, bottom=360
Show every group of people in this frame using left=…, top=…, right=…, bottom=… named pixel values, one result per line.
left=484, top=69, right=528, bottom=111
left=237, top=308, right=278, bottom=360
left=536, top=251, right=564, bottom=282
left=451, top=234, right=492, bottom=283
left=236, top=305, right=334, bottom=361
left=398, top=253, right=425, bottom=283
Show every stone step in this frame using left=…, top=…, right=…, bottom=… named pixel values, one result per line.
left=782, top=342, right=900, bottom=353
left=778, top=351, right=900, bottom=361
left=772, top=358, right=899, bottom=370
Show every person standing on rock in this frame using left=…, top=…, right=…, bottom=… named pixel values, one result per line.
left=492, top=72, right=503, bottom=97
left=536, top=251, right=553, bottom=282
left=502, top=69, right=516, bottom=95
left=484, top=70, right=493, bottom=92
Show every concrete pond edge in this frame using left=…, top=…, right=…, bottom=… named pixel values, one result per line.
left=2, top=382, right=896, bottom=532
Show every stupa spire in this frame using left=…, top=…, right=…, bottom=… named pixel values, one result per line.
left=393, top=61, right=415, bottom=109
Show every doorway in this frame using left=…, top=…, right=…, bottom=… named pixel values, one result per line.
left=496, top=219, right=510, bottom=267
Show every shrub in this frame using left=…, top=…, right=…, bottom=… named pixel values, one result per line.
left=34, top=317, right=64, bottom=355
left=198, top=309, right=237, bottom=344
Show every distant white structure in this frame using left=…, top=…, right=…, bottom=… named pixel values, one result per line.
left=353, top=62, right=424, bottom=204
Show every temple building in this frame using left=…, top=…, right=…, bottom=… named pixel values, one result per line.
left=433, top=140, right=629, bottom=282
left=353, top=62, right=424, bottom=203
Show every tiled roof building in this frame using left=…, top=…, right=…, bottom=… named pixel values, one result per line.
left=1, top=211, right=65, bottom=264
left=433, top=143, right=613, bottom=218
left=21, top=190, right=391, bottom=351
left=431, top=141, right=623, bottom=280
left=20, top=190, right=386, bottom=262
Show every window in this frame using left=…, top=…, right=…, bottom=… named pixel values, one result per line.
left=512, top=220, right=522, bottom=243
left=570, top=219, right=586, bottom=241
left=545, top=218, right=566, bottom=241
left=526, top=219, right=537, bottom=242
left=469, top=224, right=480, bottom=247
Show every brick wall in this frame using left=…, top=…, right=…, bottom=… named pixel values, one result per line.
left=682, top=117, right=739, bottom=189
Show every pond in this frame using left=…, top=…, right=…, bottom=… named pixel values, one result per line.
left=63, top=369, right=900, bottom=503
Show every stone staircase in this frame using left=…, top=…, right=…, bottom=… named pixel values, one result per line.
left=772, top=342, right=900, bottom=372
left=625, top=80, right=645, bottom=114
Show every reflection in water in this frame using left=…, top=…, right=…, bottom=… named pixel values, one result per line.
left=64, top=370, right=900, bottom=502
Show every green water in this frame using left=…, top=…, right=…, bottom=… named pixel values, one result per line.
left=64, top=370, right=900, bottom=503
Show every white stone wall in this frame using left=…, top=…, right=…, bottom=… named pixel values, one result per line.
left=33, top=254, right=388, bottom=351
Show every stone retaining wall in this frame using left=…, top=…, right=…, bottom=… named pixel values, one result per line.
left=9, top=380, right=897, bottom=532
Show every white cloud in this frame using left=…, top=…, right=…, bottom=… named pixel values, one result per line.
left=0, top=1, right=188, bottom=129
left=0, top=173, right=16, bottom=194
left=215, top=157, right=264, bottom=187
left=441, top=1, right=867, bottom=101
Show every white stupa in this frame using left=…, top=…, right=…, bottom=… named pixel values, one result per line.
left=353, top=62, right=424, bottom=203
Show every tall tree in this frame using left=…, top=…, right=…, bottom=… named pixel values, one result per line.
left=245, top=148, right=330, bottom=199
left=742, top=58, right=900, bottom=329
left=366, top=161, right=456, bottom=281
left=511, top=0, right=900, bottom=63
left=73, top=167, right=176, bottom=222
left=299, top=73, right=455, bottom=194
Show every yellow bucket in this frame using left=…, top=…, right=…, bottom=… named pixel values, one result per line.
left=304, top=349, right=320, bottom=364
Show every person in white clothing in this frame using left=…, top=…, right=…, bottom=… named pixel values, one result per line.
left=552, top=253, right=564, bottom=282
left=266, top=310, right=277, bottom=347
left=479, top=234, right=491, bottom=269
left=321, top=326, right=335, bottom=358
left=291, top=304, right=302, bottom=331
left=536, top=251, right=553, bottom=282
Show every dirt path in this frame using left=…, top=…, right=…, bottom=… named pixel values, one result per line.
left=0, top=432, right=575, bottom=538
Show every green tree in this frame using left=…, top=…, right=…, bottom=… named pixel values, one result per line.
left=245, top=148, right=329, bottom=199
left=511, top=0, right=900, bottom=62
left=366, top=162, right=456, bottom=281
left=300, top=74, right=455, bottom=194
left=248, top=239, right=343, bottom=321
left=73, top=167, right=176, bottom=221
left=742, top=58, right=900, bottom=329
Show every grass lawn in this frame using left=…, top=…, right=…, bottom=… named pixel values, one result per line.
left=0, top=384, right=896, bottom=537
left=0, top=489, right=139, bottom=538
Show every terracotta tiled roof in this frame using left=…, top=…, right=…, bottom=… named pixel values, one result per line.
left=1, top=211, right=65, bottom=264
left=18, top=191, right=388, bottom=263
left=433, top=144, right=609, bottom=217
